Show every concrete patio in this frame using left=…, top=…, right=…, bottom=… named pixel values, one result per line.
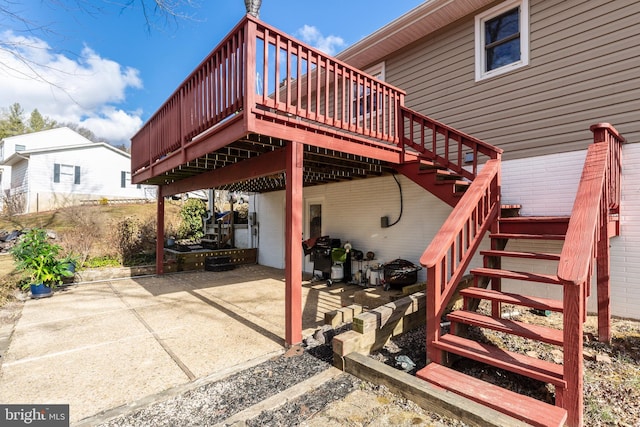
left=0, top=265, right=360, bottom=424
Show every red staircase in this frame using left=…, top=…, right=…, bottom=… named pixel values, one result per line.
left=394, top=107, right=502, bottom=206
left=411, top=123, right=625, bottom=427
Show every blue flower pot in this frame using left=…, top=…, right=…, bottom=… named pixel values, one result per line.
left=30, top=283, right=53, bottom=299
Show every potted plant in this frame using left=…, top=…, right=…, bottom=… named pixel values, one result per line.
left=10, top=228, right=74, bottom=298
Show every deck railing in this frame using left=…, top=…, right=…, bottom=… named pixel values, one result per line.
left=420, top=158, right=501, bottom=364
left=557, top=123, right=625, bottom=427
left=131, top=15, right=406, bottom=174
left=400, top=107, right=502, bottom=181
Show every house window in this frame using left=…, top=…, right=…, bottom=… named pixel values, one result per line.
left=475, top=0, right=529, bottom=81
left=353, top=62, right=385, bottom=120
left=15, top=144, right=26, bottom=151
left=54, top=163, right=80, bottom=184
left=121, top=170, right=140, bottom=189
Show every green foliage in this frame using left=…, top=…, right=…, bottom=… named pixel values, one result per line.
left=9, top=228, right=73, bottom=288
left=178, top=198, right=206, bottom=239
left=29, top=108, right=56, bottom=132
left=83, top=256, right=121, bottom=269
left=0, top=103, right=26, bottom=138
left=0, top=103, right=57, bottom=138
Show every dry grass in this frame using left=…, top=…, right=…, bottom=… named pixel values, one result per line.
left=0, top=202, right=181, bottom=236
left=0, top=255, right=18, bottom=306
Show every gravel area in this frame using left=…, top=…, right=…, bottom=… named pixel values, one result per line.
left=96, top=328, right=466, bottom=427
left=98, top=349, right=333, bottom=427
left=86, top=301, right=639, bottom=426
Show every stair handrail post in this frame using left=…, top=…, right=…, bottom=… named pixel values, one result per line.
left=590, top=123, right=625, bottom=218
left=244, top=16, right=258, bottom=130
left=397, top=94, right=406, bottom=163
left=558, top=123, right=624, bottom=427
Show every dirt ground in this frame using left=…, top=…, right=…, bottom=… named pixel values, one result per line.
left=372, top=304, right=640, bottom=427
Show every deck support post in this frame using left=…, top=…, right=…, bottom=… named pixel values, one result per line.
left=563, top=282, right=584, bottom=427
left=597, top=218, right=611, bottom=343
left=285, top=141, right=303, bottom=346
left=156, top=185, right=165, bottom=276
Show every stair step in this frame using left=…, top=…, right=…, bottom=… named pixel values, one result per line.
left=460, top=288, right=564, bottom=313
left=447, top=310, right=564, bottom=346
left=435, top=179, right=469, bottom=187
left=471, top=267, right=561, bottom=285
left=417, top=364, right=568, bottom=427
left=418, top=166, right=454, bottom=175
left=435, top=170, right=463, bottom=180
left=417, top=158, right=446, bottom=173
left=480, top=250, right=561, bottom=261
left=499, top=216, right=570, bottom=223
left=501, top=204, right=522, bottom=210
left=491, top=233, right=566, bottom=240
left=498, top=216, right=570, bottom=235
left=433, top=334, right=566, bottom=388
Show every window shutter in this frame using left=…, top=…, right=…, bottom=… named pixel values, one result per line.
left=121, top=171, right=126, bottom=188
left=74, top=166, right=81, bottom=184
left=53, top=163, right=60, bottom=183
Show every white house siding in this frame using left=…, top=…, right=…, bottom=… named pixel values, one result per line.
left=610, top=143, right=640, bottom=319
left=25, top=146, right=154, bottom=212
left=255, top=143, right=638, bottom=319
left=257, top=175, right=453, bottom=284
left=1, top=128, right=95, bottom=160
left=476, top=145, right=639, bottom=319
left=500, top=150, right=586, bottom=216
left=10, top=160, right=28, bottom=192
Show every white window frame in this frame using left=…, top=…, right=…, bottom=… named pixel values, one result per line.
left=365, top=62, right=385, bottom=82
left=475, top=0, right=529, bottom=81
left=352, top=62, right=385, bottom=122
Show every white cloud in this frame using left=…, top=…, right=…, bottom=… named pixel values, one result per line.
left=296, top=25, right=345, bottom=56
left=0, top=30, right=143, bottom=146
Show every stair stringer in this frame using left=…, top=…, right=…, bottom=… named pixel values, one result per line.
left=394, top=161, right=462, bottom=207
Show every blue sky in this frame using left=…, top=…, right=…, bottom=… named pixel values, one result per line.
left=0, top=0, right=424, bottom=146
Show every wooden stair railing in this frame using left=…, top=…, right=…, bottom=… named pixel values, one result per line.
left=416, top=123, right=624, bottom=427
left=558, top=123, right=625, bottom=427
left=202, top=211, right=235, bottom=249
left=395, top=107, right=503, bottom=206
left=419, top=158, right=501, bottom=365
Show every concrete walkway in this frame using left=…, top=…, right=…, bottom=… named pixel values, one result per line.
left=0, top=265, right=359, bottom=424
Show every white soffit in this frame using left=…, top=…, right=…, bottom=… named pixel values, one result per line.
left=337, top=0, right=496, bottom=69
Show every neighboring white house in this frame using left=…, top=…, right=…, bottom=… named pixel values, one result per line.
left=0, top=127, right=155, bottom=213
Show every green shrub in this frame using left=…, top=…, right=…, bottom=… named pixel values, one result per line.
left=178, top=198, right=206, bottom=240
left=9, top=228, right=73, bottom=288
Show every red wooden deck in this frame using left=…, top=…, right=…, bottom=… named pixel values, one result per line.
left=131, top=15, right=408, bottom=194
left=129, top=13, right=626, bottom=427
